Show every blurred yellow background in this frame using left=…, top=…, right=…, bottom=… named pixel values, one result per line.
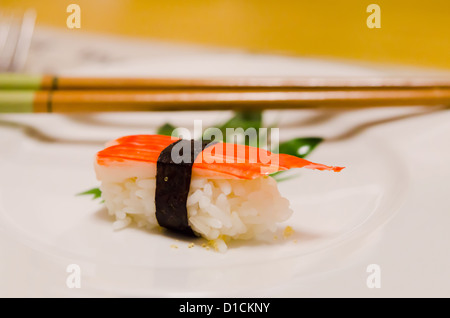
left=3, top=0, right=450, bottom=69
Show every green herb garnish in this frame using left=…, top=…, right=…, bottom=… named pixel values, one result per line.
left=276, top=137, right=323, bottom=158
left=203, top=111, right=264, bottom=147
left=77, top=187, right=102, bottom=200
left=157, top=123, right=178, bottom=137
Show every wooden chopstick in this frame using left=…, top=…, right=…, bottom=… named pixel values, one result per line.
left=1, top=88, right=449, bottom=113
left=1, top=74, right=450, bottom=90
left=43, top=76, right=450, bottom=90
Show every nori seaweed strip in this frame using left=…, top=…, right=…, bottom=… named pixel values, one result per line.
left=155, top=139, right=217, bottom=236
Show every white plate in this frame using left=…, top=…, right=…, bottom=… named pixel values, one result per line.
left=2, top=107, right=448, bottom=297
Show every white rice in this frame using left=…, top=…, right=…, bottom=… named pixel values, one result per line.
left=100, top=176, right=292, bottom=252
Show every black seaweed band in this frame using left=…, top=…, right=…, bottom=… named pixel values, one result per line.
left=155, top=139, right=217, bottom=236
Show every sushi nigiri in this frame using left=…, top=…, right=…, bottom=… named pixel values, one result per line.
left=94, top=134, right=343, bottom=251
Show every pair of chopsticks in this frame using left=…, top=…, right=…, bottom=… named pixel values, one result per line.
left=1, top=73, right=450, bottom=113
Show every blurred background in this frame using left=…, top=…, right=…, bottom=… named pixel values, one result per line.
left=1, top=0, right=449, bottom=72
